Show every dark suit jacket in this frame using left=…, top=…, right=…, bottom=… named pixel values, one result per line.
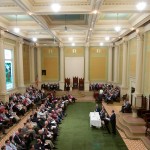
left=110, top=113, right=116, bottom=125
left=13, top=134, right=23, bottom=145
left=34, top=142, right=45, bottom=150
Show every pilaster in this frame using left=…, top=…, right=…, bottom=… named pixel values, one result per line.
left=134, top=28, right=144, bottom=107
left=37, top=45, right=42, bottom=88
left=121, top=37, right=128, bottom=96
left=29, top=43, right=35, bottom=84
left=17, top=38, right=25, bottom=88
left=108, top=44, right=113, bottom=83
left=0, top=30, right=9, bottom=102
left=84, top=42, right=90, bottom=91
left=59, top=43, right=64, bottom=90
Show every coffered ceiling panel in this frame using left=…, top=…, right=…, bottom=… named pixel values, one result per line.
left=0, top=0, right=149, bottom=45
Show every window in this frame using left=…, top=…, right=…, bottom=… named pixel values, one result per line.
left=5, top=49, right=14, bottom=90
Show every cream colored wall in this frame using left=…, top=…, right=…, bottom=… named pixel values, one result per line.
left=89, top=46, right=108, bottom=82
left=41, top=46, right=59, bottom=81
left=119, top=44, right=123, bottom=84
left=143, top=31, right=150, bottom=96
left=23, top=44, right=30, bottom=84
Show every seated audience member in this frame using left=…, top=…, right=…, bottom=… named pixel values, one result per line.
left=121, top=100, right=132, bottom=113
left=13, top=131, right=26, bottom=148
left=5, top=139, right=17, bottom=150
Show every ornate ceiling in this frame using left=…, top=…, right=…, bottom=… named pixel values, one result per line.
left=0, top=0, right=150, bottom=46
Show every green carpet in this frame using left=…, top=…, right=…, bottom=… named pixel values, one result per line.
left=57, top=102, right=128, bottom=150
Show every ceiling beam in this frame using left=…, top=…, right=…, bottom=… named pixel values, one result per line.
left=12, top=0, right=61, bottom=43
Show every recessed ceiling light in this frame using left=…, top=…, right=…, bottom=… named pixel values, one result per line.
left=72, top=43, right=75, bottom=46
left=130, top=27, right=135, bottom=31
left=92, top=10, right=98, bottom=14
left=114, top=25, right=121, bottom=32
left=69, top=37, right=73, bottom=41
left=32, top=37, right=37, bottom=42
left=28, top=12, right=33, bottom=15
left=90, top=28, right=92, bottom=31
left=13, top=27, right=20, bottom=33
left=105, top=36, right=110, bottom=41
left=136, top=1, right=146, bottom=11
left=51, top=3, right=61, bottom=12
left=100, top=42, right=104, bottom=46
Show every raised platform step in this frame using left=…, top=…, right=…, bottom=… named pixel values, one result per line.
left=117, top=114, right=146, bottom=137
left=117, top=119, right=141, bottom=140
left=55, top=90, right=95, bottom=102
left=141, top=136, right=150, bottom=150
left=120, top=113, right=146, bottom=126
left=102, top=102, right=150, bottom=149
left=56, top=90, right=94, bottom=98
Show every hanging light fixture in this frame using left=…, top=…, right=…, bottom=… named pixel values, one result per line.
left=51, top=0, right=61, bottom=12
left=13, top=15, right=20, bottom=33
left=64, top=15, right=67, bottom=32
left=136, top=1, right=147, bottom=11
left=114, top=13, right=121, bottom=32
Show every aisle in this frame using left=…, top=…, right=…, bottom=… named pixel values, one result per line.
left=57, top=102, right=128, bottom=150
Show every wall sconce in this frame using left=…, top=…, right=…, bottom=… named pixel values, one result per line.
left=49, top=49, right=53, bottom=54
left=96, top=49, right=101, bottom=53
left=73, top=49, right=76, bottom=53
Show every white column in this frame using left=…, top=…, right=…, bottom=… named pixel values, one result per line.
left=37, top=46, right=42, bottom=88
left=0, top=30, right=9, bottom=102
left=17, top=38, right=24, bottom=87
left=121, top=38, right=128, bottom=96
left=114, top=45, right=119, bottom=83
left=108, top=45, right=113, bottom=83
left=84, top=43, right=89, bottom=91
left=30, top=44, right=35, bottom=84
left=59, top=43, right=64, bottom=90
left=135, top=28, right=144, bottom=107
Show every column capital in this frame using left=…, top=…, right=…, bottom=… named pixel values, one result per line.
left=59, top=42, right=63, bottom=48
left=85, top=42, right=89, bottom=47
left=109, top=43, right=114, bottom=47
left=122, top=36, right=128, bottom=42
left=29, top=42, right=35, bottom=47
left=18, top=38, right=24, bottom=44
left=0, top=30, right=5, bottom=39
left=136, top=27, right=144, bottom=40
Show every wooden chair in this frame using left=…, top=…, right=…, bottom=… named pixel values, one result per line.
left=79, top=78, right=84, bottom=91
left=144, top=113, right=150, bottom=136
left=64, top=78, right=70, bottom=91
left=137, top=95, right=147, bottom=117
left=73, top=77, right=78, bottom=89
